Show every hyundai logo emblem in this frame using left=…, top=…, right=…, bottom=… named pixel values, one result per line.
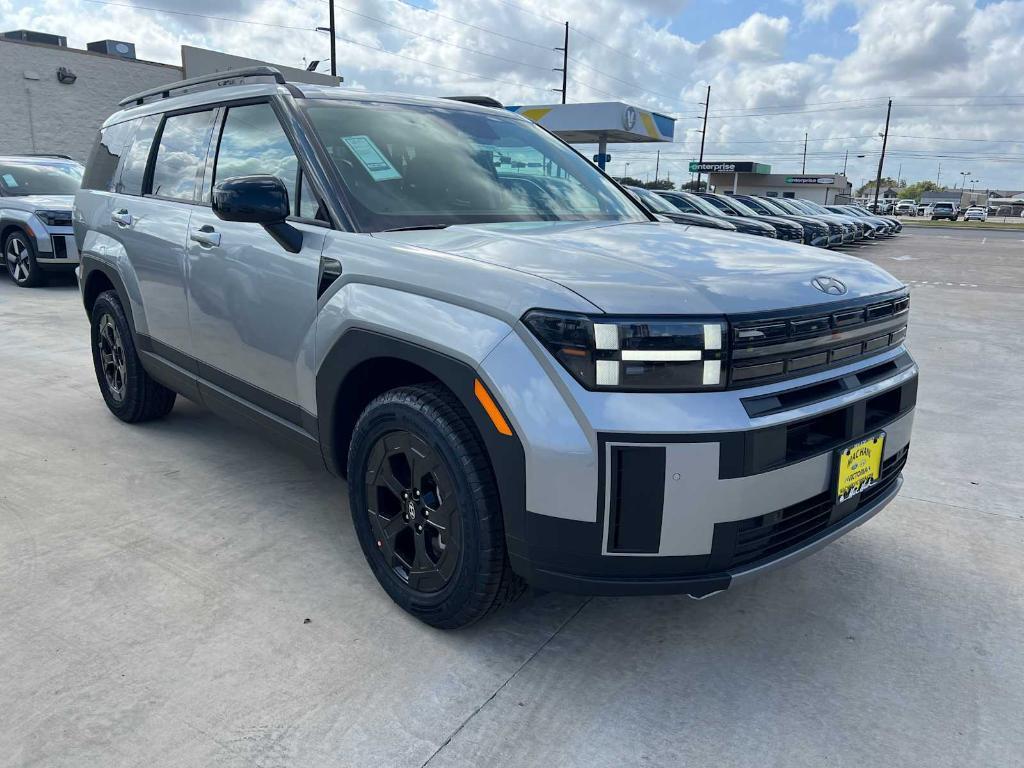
left=812, top=276, right=847, bottom=295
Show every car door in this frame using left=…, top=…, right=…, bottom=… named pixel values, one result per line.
left=112, top=109, right=217, bottom=360
left=185, top=100, right=327, bottom=424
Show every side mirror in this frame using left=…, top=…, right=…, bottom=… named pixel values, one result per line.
left=212, top=175, right=302, bottom=253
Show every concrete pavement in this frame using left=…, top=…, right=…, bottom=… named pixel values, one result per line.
left=1, top=228, right=1021, bottom=767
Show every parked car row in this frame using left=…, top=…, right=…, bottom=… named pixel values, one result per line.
left=623, top=186, right=901, bottom=249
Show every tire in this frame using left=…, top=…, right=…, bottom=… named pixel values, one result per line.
left=90, top=290, right=176, bottom=423
left=4, top=230, right=43, bottom=287
left=347, top=383, right=524, bottom=629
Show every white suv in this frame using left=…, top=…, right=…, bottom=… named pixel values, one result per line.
left=1, top=155, right=83, bottom=287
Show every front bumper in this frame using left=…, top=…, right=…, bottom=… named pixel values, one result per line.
left=481, top=331, right=917, bottom=598
left=33, top=224, right=79, bottom=267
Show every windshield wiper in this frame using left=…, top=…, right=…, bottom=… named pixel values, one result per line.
left=379, top=224, right=452, bottom=233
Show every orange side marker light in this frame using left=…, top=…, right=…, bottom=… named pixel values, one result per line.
left=474, top=379, right=513, bottom=436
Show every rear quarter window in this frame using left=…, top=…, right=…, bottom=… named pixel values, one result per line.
left=81, top=120, right=135, bottom=192
left=118, top=114, right=161, bottom=196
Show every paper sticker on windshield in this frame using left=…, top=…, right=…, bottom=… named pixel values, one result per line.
left=341, top=135, right=401, bottom=182
left=1, top=174, right=16, bottom=187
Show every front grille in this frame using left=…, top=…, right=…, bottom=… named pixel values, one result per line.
left=717, top=445, right=909, bottom=570
left=727, top=292, right=909, bottom=388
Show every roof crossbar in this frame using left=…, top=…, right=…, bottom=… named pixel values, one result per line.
left=443, top=96, right=504, bottom=109
left=118, top=66, right=289, bottom=107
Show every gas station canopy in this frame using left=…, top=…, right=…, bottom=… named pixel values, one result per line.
left=507, top=102, right=675, bottom=143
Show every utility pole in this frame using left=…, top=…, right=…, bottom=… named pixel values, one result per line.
left=936, top=162, right=941, bottom=185
left=802, top=132, right=808, bottom=174
left=842, top=149, right=849, bottom=176
left=553, top=22, right=569, bottom=104
left=654, top=150, right=660, bottom=182
left=328, top=0, right=337, bottom=77
left=872, top=98, right=892, bottom=213
left=695, top=85, right=710, bottom=190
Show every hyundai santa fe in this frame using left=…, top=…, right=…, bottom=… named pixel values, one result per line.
left=74, top=68, right=917, bottom=628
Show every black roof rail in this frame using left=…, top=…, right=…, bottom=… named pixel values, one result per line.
left=10, top=153, right=75, bottom=160
left=443, top=96, right=504, bottom=109
left=118, top=66, right=292, bottom=107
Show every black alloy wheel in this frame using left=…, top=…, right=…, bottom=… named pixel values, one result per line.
left=365, top=429, right=461, bottom=593
left=348, top=383, right=524, bottom=628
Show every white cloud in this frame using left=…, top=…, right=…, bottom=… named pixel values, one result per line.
left=0, top=0, right=1022, bottom=189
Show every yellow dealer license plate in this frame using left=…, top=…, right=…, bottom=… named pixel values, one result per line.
left=836, top=432, right=885, bottom=502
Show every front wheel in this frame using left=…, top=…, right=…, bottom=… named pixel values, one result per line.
left=347, top=383, right=524, bottom=629
left=4, top=231, right=43, bottom=287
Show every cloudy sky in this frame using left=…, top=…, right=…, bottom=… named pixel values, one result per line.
left=3, top=0, right=1023, bottom=190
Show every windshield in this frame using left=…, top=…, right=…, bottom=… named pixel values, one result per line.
left=627, top=187, right=677, bottom=215
left=797, top=200, right=830, bottom=215
left=302, top=101, right=646, bottom=231
left=770, top=198, right=804, bottom=215
left=786, top=199, right=817, bottom=214
left=749, top=198, right=786, bottom=217
left=714, top=195, right=758, bottom=216
left=671, top=191, right=724, bottom=217
left=0, top=160, right=83, bottom=196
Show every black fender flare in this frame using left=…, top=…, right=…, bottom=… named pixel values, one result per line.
left=316, top=328, right=527, bottom=546
left=79, top=255, right=138, bottom=333
left=0, top=217, right=41, bottom=254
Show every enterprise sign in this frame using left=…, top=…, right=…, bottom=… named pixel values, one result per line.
left=689, top=161, right=771, bottom=174
left=786, top=176, right=836, bottom=184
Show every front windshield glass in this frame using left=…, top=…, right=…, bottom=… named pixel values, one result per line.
left=674, top=191, right=723, bottom=217
left=717, top=195, right=758, bottom=216
left=799, top=200, right=831, bottom=215
left=750, top=197, right=789, bottom=215
left=788, top=199, right=818, bottom=214
left=303, top=101, right=646, bottom=231
left=628, top=187, right=676, bottom=215
left=0, top=161, right=83, bottom=196
left=771, top=198, right=803, bottom=214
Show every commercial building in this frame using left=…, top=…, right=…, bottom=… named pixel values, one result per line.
left=0, top=34, right=340, bottom=164
left=691, top=161, right=853, bottom=204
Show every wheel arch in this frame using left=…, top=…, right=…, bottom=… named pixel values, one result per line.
left=316, top=329, right=527, bottom=545
left=79, top=256, right=137, bottom=334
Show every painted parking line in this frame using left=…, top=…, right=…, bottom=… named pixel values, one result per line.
left=905, top=280, right=979, bottom=288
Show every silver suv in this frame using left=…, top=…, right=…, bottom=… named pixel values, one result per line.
left=1, top=155, right=83, bottom=287
left=74, top=68, right=918, bottom=628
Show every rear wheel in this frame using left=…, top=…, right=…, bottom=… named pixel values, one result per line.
left=4, top=231, right=43, bottom=287
left=347, top=383, right=524, bottom=629
left=90, top=290, right=176, bottom=422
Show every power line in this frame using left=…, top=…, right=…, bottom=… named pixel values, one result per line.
left=331, top=2, right=554, bottom=74
left=390, top=0, right=557, bottom=52
left=80, top=0, right=315, bottom=31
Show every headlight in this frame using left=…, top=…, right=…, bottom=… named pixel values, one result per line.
left=34, top=210, right=70, bottom=227
left=523, top=310, right=727, bottom=391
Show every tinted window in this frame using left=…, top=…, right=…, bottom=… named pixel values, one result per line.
left=215, top=103, right=299, bottom=215
left=82, top=121, right=135, bottom=192
left=0, top=161, right=82, bottom=196
left=151, top=110, right=216, bottom=201
left=118, top=114, right=160, bottom=196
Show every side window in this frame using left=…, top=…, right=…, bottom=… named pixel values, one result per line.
left=298, top=173, right=321, bottom=220
left=82, top=120, right=135, bottom=192
left=151, top=110, right=217, bottom=201
left=214, top=103, right=300, bottom=216
left=118, top=114, right=160, bottom=196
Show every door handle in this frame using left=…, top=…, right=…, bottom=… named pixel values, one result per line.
left=111, top=210, right=133, bottom=227
left=189, top=226, right=221, bottom=248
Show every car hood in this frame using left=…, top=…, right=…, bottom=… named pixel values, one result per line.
left=3, top=194, right=75, bottom=210
left=373, top=220, right=904, bottom=315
